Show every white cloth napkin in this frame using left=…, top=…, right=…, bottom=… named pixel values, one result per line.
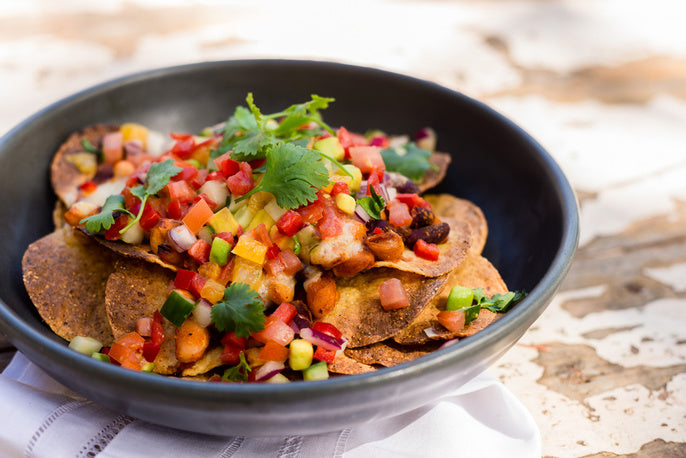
left=0, top=352, right=540, bottom=457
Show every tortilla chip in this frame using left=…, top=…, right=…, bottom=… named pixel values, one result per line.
left=94, top=237, right=180, bottom=272
left=345, top=340, right=440, bottom=367
left=104, top=258, right=179, bottom=374
left=328, top=352, right=377, bottom=375
left=393, top=255, right=508, bottom=345
left=322, top=268, right=448, bottom=348
left=372, top=217, right=471, bottom=277
left=181, top=346, right=224, bottom=377
left=22, top=228, right=116, bottom=345
left=418, top=152, right=451, bottom=193
left=50, top=124, right=119, bottom=207
left=425, top=194, right=488, bottom=256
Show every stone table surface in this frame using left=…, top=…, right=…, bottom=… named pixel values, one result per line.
left=1, top=1, right=685, bottom=456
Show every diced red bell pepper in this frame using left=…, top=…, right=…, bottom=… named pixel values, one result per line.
left=151, top=311, right=165, bottom=346
left=226, top=162, right=254, bottom=196
left=194, top=192, right=217, bottom=210
left=189, top=274, right=207, bottom=299
left=276, top=210, right=304, bottom=237
left=251, top=316, right=295, bottom=346
left=313, top=346, right=336, bottom=363
left=215, top=231, right=235, bottom=245
left=123, top=187, right=141, bottom=210
left=270, top=302, right=297, bottom=324
left=221, top=332, right=248, bottom=349
left=166, top=180, right=196, bottom=203
left=395, top=193, right=430, bottom=208
left=318, top=206, right=343, bottom=239
left=139, top=204, right=161, bottom=231
left=413, top=239, right=440, bottom=261
left=174, top=269, right=196, bottom=290
left=188, top=238, right=211, bottom=264
left=206, top=170, right=227, bottom=182
left=220, top=343, right=244, bottom=365
left=172, top=165, right=199, bottom=183
left=188, top=168, right=208, bottom=190
left=251, top=223, right=273, bottom=248
left=142, top=342, right=160, bottom=362
left=297, top=200, right=324, bottom=225
left=169, top=133, right=196, bottom=160
left=213, top=151, right=240, bottom=176
left=311, top=321, right=343, bottom=339
left=365, top=170, right=382, bottom=196
left=266, top=244, right=280, bottom=260
left=330, top=181, right=349, bottom=196
left=166, top=199, right=189, bottom=220
left=79, top=180, right=97, bottom=194
left=104, top=215, right=129, bottom=240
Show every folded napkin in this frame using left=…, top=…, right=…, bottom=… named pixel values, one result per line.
left=1, top=353, right=540, bottom=457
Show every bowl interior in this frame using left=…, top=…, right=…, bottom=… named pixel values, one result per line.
left=0, top=60, right=577, bottom=435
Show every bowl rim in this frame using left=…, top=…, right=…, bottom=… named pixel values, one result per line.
left=0, top=58, right=579, bottom=400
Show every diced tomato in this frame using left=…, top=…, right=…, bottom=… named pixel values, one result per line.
left=251, top=223, right=273, bottom=248
left=189, top=274, right=207, bottom=298
left=169, top=133, right=196, bottom=160
left=151, top=311, right=165, bottom=346
left=348, top=146, right=385, bottom=174
left=330, top=181, right=349, bottom=196
left=136, top=317, right=152, bottom=337
left=221, top=332, right=248, bottom=349
left=188, top=238, right=211, bottom=264
left=395, top=193, right=430, bottom=208
left=337, top=127, right=367, bottom=159
left=166, top=199, right=189, bottom=220
left=104, top=215, right=129, bottom=240
left=108, top=332, right=146, bottom=369
left=277, top=249, right=303, bottom=276
left=318, top=206, right=343, bottom=239
left=437, top=310, right=466, bottom=332
left=220, top=343, right=244, bottom=365
left=387, top=201, right=413, bottom=227
left=214, top=151, right=240, bottom=176
left=174, top=269, right=196, bottom=290
left=206, top=170, right=227, bottom=182
left=142, top=342, right=160, bottom=362
left=139, top=204, right=161, bottom=231
left=215, top=231, right=235, bottom=245
left=194, top=192, right=217, bottom=210
left=166, top=180, right=196, bottom=203
left=270, top=302, right=297, bottom=324
left=379, top=278, right=410, bottom=310
left=413, top=239, right=440, bottom=261
left=182, top=199, right=214, bottom=234
left=365, top=170, right=381, bottom=196
left=188, top=168, right=208, bottom=189
left=258, top=340, right=289, bottom=363
left=266, top=244, right=280, bottom=260
left=311, top=321, right=343, bottom=339
left=313, top=346, right=336, bottom=363
left=123, top=187, right=141, bottom=209
left=276, top=210, right=304, bottom=237
left=251, top=316, right=295, bottom=346
left=217, top=257, right=234, bottom=285
left=263, top=256, right=284, bottom=276
left=172, top=165, right=199, bottom=183
left=79, top=180, right=97, bottom=194
left=297, top=200, right=324, bottom=225
left=226, top=162, right=254, bottom=196
left=248, top=158, right=266, bottom=170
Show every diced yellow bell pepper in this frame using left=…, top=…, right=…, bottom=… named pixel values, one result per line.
left=230, top=256, right=263, bottom=290
left=120, top=123, right=148, bottom=149
left=233, top=205, right=254, bottom=230
left=200, top=279, right=225, bottom=304
left=248, top=191, right=274, bottom=214
left=208, top=207, right=240, bottom=235
left=269, top=225, right=295, bottom=251
left=246, top=209, right=275, bottom=232
left=232, top=236, right=268, bottom=265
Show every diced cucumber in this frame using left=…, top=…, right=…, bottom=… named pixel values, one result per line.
left=264, top=373, right=290, bottom=384
left=289, top=339, right=314, bottom=371
left=69, top=336, right=103, bottom=355
left=161, top=290, right=196, bottom=327
left=209, top=237, right=231, bottom=266
left=91, top=352, right=110, bottom=363
left=303, top=361, right=329, bottom=381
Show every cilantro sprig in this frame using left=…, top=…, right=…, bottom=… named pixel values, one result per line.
left=80, top=194, right=132, bottom=233
left=211, top=282, right=266, bottom=338
left=381, top=142, right=439, bottom=182
left=236, top=142, right=331, bottom=209
left=459, top=288, right=527, bottom=324
left=356, top=185, right=386, bottom=220
left=80, top=138, right=103, bottom=162
left=221, top=352, right=251, bottom=382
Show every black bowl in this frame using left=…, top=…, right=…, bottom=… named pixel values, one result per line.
left=0, top=60, right=578, bottom=436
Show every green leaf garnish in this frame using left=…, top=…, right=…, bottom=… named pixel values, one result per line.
left=381, top=142, right=438, bottom=182
left=457, top=287, right=527, bottom=325
left=80, top=194, right=132, bottom=233
left=237, top=143, right=330, bottom=209
left=80, top=138, right=103, bottom=162
left=221, top=352, right=251, bottom=382
left=356, top=185, right=386, bottom=220
left=211, top=283, right=266, bottom=338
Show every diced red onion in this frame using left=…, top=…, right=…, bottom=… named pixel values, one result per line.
left=414, top=127, right=437, bottom=151
left=168, top=224, right=197, bottom=252
left=377, top=182, right=390, bottom=202
left=292, top=313, right=311, bottom=332
left=386, top=187, right=397, bottom=202
left=299, top=327, right=346, bottom=351
left=136, top=317, right=152, bottom=337
left=254, top=361, right=285, bottom=382
left=354, top=204, right=371, bottom=223
left=439, top=339, right=459, bottom=349
left=424, top=327, right=441, bottom=339
left=192, top=299, right=212, bottom=328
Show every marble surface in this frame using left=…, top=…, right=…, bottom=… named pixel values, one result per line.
left=1, top=1, right=685, bottom=456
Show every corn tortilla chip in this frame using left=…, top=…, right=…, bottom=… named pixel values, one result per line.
left=322, top=268, right=448, bottom=348
left=21, top=228, right=116, bottom=345
left=393, top=255, right=508, bottom=345
left=328, top=352, right=377, bottom=375
left=105, top=258, right=179, bottom=375
left=94, top=237, right=180, bottom=272
left=425, top=194, right=488, bottom=256
left=418, top=152, right=451, bottom=193
left=344, top=340, right=440, bottom=367
left=51, top=124, right=119, bottom=207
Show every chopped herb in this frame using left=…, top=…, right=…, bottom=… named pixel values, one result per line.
left=211, top=282, right=266, bottom=338
left=221, top=352, right=251, bottom=382
left=356, top=185, right=386, bottom=220
left=381, top=142, right=438, bottom=182
left=237, top=143, right=330, bottom=210
left=80, top=138, right=103, bottom=162
left=80, top=194, right=132, bottom=233
left=459, top=288, right=527, bottom=324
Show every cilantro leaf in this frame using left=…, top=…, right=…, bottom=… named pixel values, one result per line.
left=238, top=143, right=330, bottom=209
left=456, top=287, right=527, bottom=325
left=381, top=142, right=438, bottom=182
left=230, top=129, right=278, bottom=162
left=80, top=194, right=131, bottom=233
left=80, top=138, right=103, bottom=162
left=221, top=352, right=251, bottom=382
left=211, top=283, right=266, bottom=338
left=356, top=185, right=386, bottom=220
left=145, top=159, right=183, bottom=195
left=271, top=94, right=335, bottom=137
